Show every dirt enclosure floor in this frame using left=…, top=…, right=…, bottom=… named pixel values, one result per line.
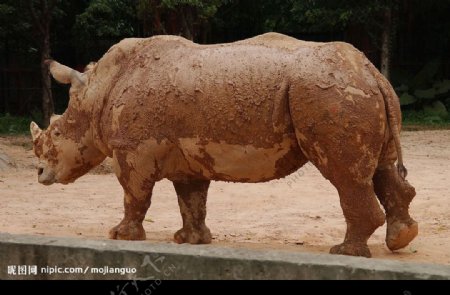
left=0, top=130, right=449, bottom=265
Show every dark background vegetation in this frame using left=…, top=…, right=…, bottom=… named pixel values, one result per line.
left=1, top=0, right=450, bottom=133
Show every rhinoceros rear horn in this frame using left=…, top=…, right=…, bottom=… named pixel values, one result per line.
left=50, top=114, right=62, bottom=124
left=30, top=121, right=42, bottom=141
left=46, top=59, right=86, bottom=86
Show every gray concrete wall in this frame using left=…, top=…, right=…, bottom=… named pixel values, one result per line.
left=0, top=233, right=449, bottom=280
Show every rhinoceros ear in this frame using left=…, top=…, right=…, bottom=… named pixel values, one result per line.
left=30, top=121, right=42, bottom=141
left=50, top=114, right=62, bottom=125
left=45, top=59, right=86, bottom=86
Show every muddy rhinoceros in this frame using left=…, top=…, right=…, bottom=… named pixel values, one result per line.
left=30, top=33, right=417, bottom=257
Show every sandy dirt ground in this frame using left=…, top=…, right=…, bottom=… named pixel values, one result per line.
left=0, top=131, right=449, bottom=265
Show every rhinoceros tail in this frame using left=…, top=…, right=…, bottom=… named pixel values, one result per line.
left=370, top=65, right=407, bottom=180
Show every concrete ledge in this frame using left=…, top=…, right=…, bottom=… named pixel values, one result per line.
left=0, top=233, right=449, bottom=280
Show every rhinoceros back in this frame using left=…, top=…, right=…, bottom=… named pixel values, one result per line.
left=88, top=35, right=308, bottom=182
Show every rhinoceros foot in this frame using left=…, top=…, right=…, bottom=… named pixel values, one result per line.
left=329, top=242, right=371, bottom=258
left=109, top=220, right=146, bottom=241
left=174, top=226, right=212, bottom=244
left=386, top=219, right=418, bottom=251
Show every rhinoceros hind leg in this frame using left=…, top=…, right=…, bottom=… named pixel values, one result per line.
left=172, top=179, right=212, bottom=244
left=373, top=165, right=418, bottom=251
left=291, top=132, right=385, bottom=256
left=328, top=181, right=385, bottom=258
left=330, top=242, right=371, bottom=258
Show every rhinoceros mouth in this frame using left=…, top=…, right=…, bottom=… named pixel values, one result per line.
left=38, top=175, right=56, bottom=185
left=37, top=166, right=57, bottom=185
left=38, top=178, right=56, bottom=185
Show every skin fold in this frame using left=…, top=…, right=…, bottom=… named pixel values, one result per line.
left=30, top=33, right=418, bottom=258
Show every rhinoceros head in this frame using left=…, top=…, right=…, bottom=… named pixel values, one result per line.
left=30, top=61, right=105, bottom=185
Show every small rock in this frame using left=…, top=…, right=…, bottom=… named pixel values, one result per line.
left=0, top=153, right=16, bottom=171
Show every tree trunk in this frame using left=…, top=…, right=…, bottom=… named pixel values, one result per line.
left=41, top=32, right=54, bottom=127
left=380, top=8, right=392, bottom=79
left=152, top=0, right=164, bottom=35
left=180, top=6, right=194, bottom=41
left=29, top=0, right=55, bottom=127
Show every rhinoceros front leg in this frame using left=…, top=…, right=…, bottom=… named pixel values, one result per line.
left=172, top=179, right=212, bottom=244
left=373, top=165, right=418, bottom=251
left=109, top=187, right=153, bottom=241
left=109, top=151, right=154, bottom=241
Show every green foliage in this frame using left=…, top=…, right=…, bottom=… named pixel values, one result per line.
left=136, top=0, right=227, bottom=40
left=211, top=0, right=268, bottom=40
left=394, top=60, right=450, bottom=120
left=424, top=101, right=448, bottom=119
left=403, top=109, right=450, bottom=127
left=1, top=0, right=450, bottom=127
left=399, top=92, right=416, bottom=106
left=0, top=3, right=18, bottom=39
left=72, top=0, right=136, bottom=61
left=262, top=0, right=393, bottom=34
left=0, top=114, right=31, bottom=135
left=74, top=0, right=136, bottom=41
left=0, top=1, right=32, bottom=55
left=409, top=59, right=440, bottom=89
left=434, top=80, right=450, bottom=95
left=161, top=0, right=224, bottom=19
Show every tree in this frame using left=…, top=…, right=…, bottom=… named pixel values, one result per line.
left=137, top=0, right=226, bottom=42
left=0, top=1, right=34, bottom=115
left=0, top=1, right=87, bottom=119
left=28, top=0, right=63, bottom=127
left=74, top=0, right=136, bottom=41
left=73, top=0, right=136, bottom=61
left=210, top=0, right=269, bottom=42
left=380, top=6, right=392, bottom=79
left=260, top=0, right=397, bottom=78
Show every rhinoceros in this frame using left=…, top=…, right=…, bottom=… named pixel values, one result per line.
left=30, top=33, right=417, bottom=257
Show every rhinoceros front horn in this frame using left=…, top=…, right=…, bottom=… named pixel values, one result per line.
left=46, top=59, right=86, bottom=86
left=30, top=121, right=42, bottom=141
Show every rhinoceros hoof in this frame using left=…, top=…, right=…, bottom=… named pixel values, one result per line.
left=174, top=226, right=212, bottom=244
left=109, top=221, right=146, bottom=241
left=386, top=219, right=418, bottom=251
left=329, top=242, right=371, bottom=258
